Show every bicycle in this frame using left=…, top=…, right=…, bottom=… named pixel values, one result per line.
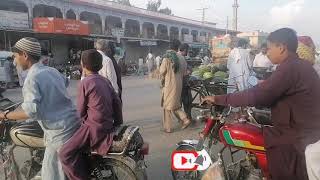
left=188, top=76, right=239, bottom=121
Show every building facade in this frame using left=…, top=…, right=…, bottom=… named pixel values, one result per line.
left=0, top=0, right=235, bottom=64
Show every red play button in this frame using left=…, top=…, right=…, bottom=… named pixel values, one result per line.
left=181, top=156, right=188, bottom=165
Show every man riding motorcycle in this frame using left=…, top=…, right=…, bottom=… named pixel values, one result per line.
left=202, top=28, right=320, bottom=180
left=0, top=37, right=80, bottom=180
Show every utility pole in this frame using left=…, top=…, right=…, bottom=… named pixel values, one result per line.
left=232, top=0, right=239, bottom=31
left=197, top=8, right=209, bottom=25
left=226, top=16, right=229, bottom=35
left=196, top=7, right=209, bottom=57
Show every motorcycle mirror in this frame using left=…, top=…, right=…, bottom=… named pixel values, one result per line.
left=248, top=76, right=258, bottom=86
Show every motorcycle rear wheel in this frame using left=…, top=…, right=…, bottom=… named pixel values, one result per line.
left=91, top=158, right=139, bottom=180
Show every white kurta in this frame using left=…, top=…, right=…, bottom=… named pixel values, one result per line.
left=253, top=52, right=273, bottom=68
left=97, top=50, right=119, bottom=93
left=306, top=140, right=320, bottom=180
left=227, top=48, right=252, bottom=93
left=146, top=53, right=154, bottom=74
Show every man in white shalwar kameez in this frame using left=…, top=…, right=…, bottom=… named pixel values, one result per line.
left=227, top=39, right=252, bottom=93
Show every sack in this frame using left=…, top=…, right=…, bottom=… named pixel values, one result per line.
left=201, top=162, right=225, bottom=180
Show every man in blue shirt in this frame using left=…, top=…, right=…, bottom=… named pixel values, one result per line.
left=0, top=37, right=79, bottom=180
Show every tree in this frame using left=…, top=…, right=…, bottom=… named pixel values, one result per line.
left=159, top=7, right=172, bottom=15
left=147, top=0, right=161, bottom=12
left=146, top=0, right=173, bottom=15
left=113, top=0, right=132, bottom=6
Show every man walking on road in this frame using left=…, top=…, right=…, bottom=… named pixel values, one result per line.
left=160, top=39, right=191, bottom=133
left=95, top=39, right=119, bottom=94
left=178, top=43, right=192, bottom=119
left=227, top=39, right=252, bottom=93
left=146, top=50, right=154, bottom=77
left=105, top=41, right=122, bottom=100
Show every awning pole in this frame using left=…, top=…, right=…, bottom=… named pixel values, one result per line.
left=8, top=32, right=11, bottom=51
left=4, top=31, right=7, bottom=50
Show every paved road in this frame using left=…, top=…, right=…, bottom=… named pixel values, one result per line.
left=1, top=76, right=203, bottom=180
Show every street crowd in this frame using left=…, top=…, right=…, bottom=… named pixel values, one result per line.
left=0, top=27, right=320, bottom=180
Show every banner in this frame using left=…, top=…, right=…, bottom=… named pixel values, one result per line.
left=33, top=18, right=89, bottom=35
left=140, top=40, right=157, bottom=46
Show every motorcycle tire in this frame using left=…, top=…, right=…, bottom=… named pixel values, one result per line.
left=91, top=158, right=144, bottom=180
left=171, top=145, right=202, bottom=180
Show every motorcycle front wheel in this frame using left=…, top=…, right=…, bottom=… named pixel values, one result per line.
left=91, top=158, right=140, bottom=180
left=171, top=145, right=202, bottom=180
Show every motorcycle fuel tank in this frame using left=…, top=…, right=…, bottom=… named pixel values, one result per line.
left=10, top=121, right=45, bottom=148
left=219, top=122, right=265, bottom=152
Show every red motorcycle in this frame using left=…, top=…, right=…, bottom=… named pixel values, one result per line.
left=172, top=106, right=270, bottom=180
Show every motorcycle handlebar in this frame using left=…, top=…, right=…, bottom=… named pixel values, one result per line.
left=0, top=98, right=21, bottom=112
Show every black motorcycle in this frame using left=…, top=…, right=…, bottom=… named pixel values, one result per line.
left=0, top=98, right=149, bottom=180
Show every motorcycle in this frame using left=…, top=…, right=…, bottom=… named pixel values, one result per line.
left=172, top=105, right=271, bottom=180
left=0, top=97, right=149, bottom=180
left=126, top=62, right=138, bottom=75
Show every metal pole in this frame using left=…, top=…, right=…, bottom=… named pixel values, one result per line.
left=8, top=32, right=11, bottom=51
left=226, top=16, right=229, bottom=35
left=233, top=0, right=239, bottom=31
left=4, top=31, right=7, bottom=50
left=197, top=8, right=208, bottom=57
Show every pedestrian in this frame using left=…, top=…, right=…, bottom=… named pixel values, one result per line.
left=160, top=39, right=191, bottom=133
left=146, top=50, right=154, bottom=77
left=253, top=43, right=273, bottom=68
left=3, top=55, right=15, bottom=88
left=295, top=36, right=320, bottom=180
left=202, top=55, right=210, bottom=65
left=155, top=55, right=162, bottom=70
left=227, top=38, right=252, bottom=93
left=296, top=36, right=320, bottom=77
left=178, top=43, right=192, bottom=119
left=95, top=39, right=119, bottom=94
left=59, top=49, right=123, bottom=180
left=202, top=28, right=320, bottom=180
left=3, top=37, right=80, bottom=180
left=138, top=56, right=144, bottom=76
left=105, top=41, right=122, bottom=100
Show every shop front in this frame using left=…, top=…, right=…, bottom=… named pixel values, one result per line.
left=32, top=17, right=92, bottom=65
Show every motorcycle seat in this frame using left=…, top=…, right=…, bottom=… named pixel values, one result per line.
left=252, top=108, right=273, bottom=126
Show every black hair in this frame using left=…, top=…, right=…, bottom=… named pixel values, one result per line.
left=41, top=48, right=49, bottom=56
left=261, top=43, right=267, bottom=48
left=237, top=39, right=248, bottom=48
left=267, top=28, right=298, bottom=53
left=81, top=49, right=103, bottom=72
left=106, top=41, right=116, bottom=57
left=170, top=39, right=181, bottom=51
left=179, top=43, right=189, bottom=52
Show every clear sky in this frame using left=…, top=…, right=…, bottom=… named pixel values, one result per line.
left=130, top=0, right=320, bottom=46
